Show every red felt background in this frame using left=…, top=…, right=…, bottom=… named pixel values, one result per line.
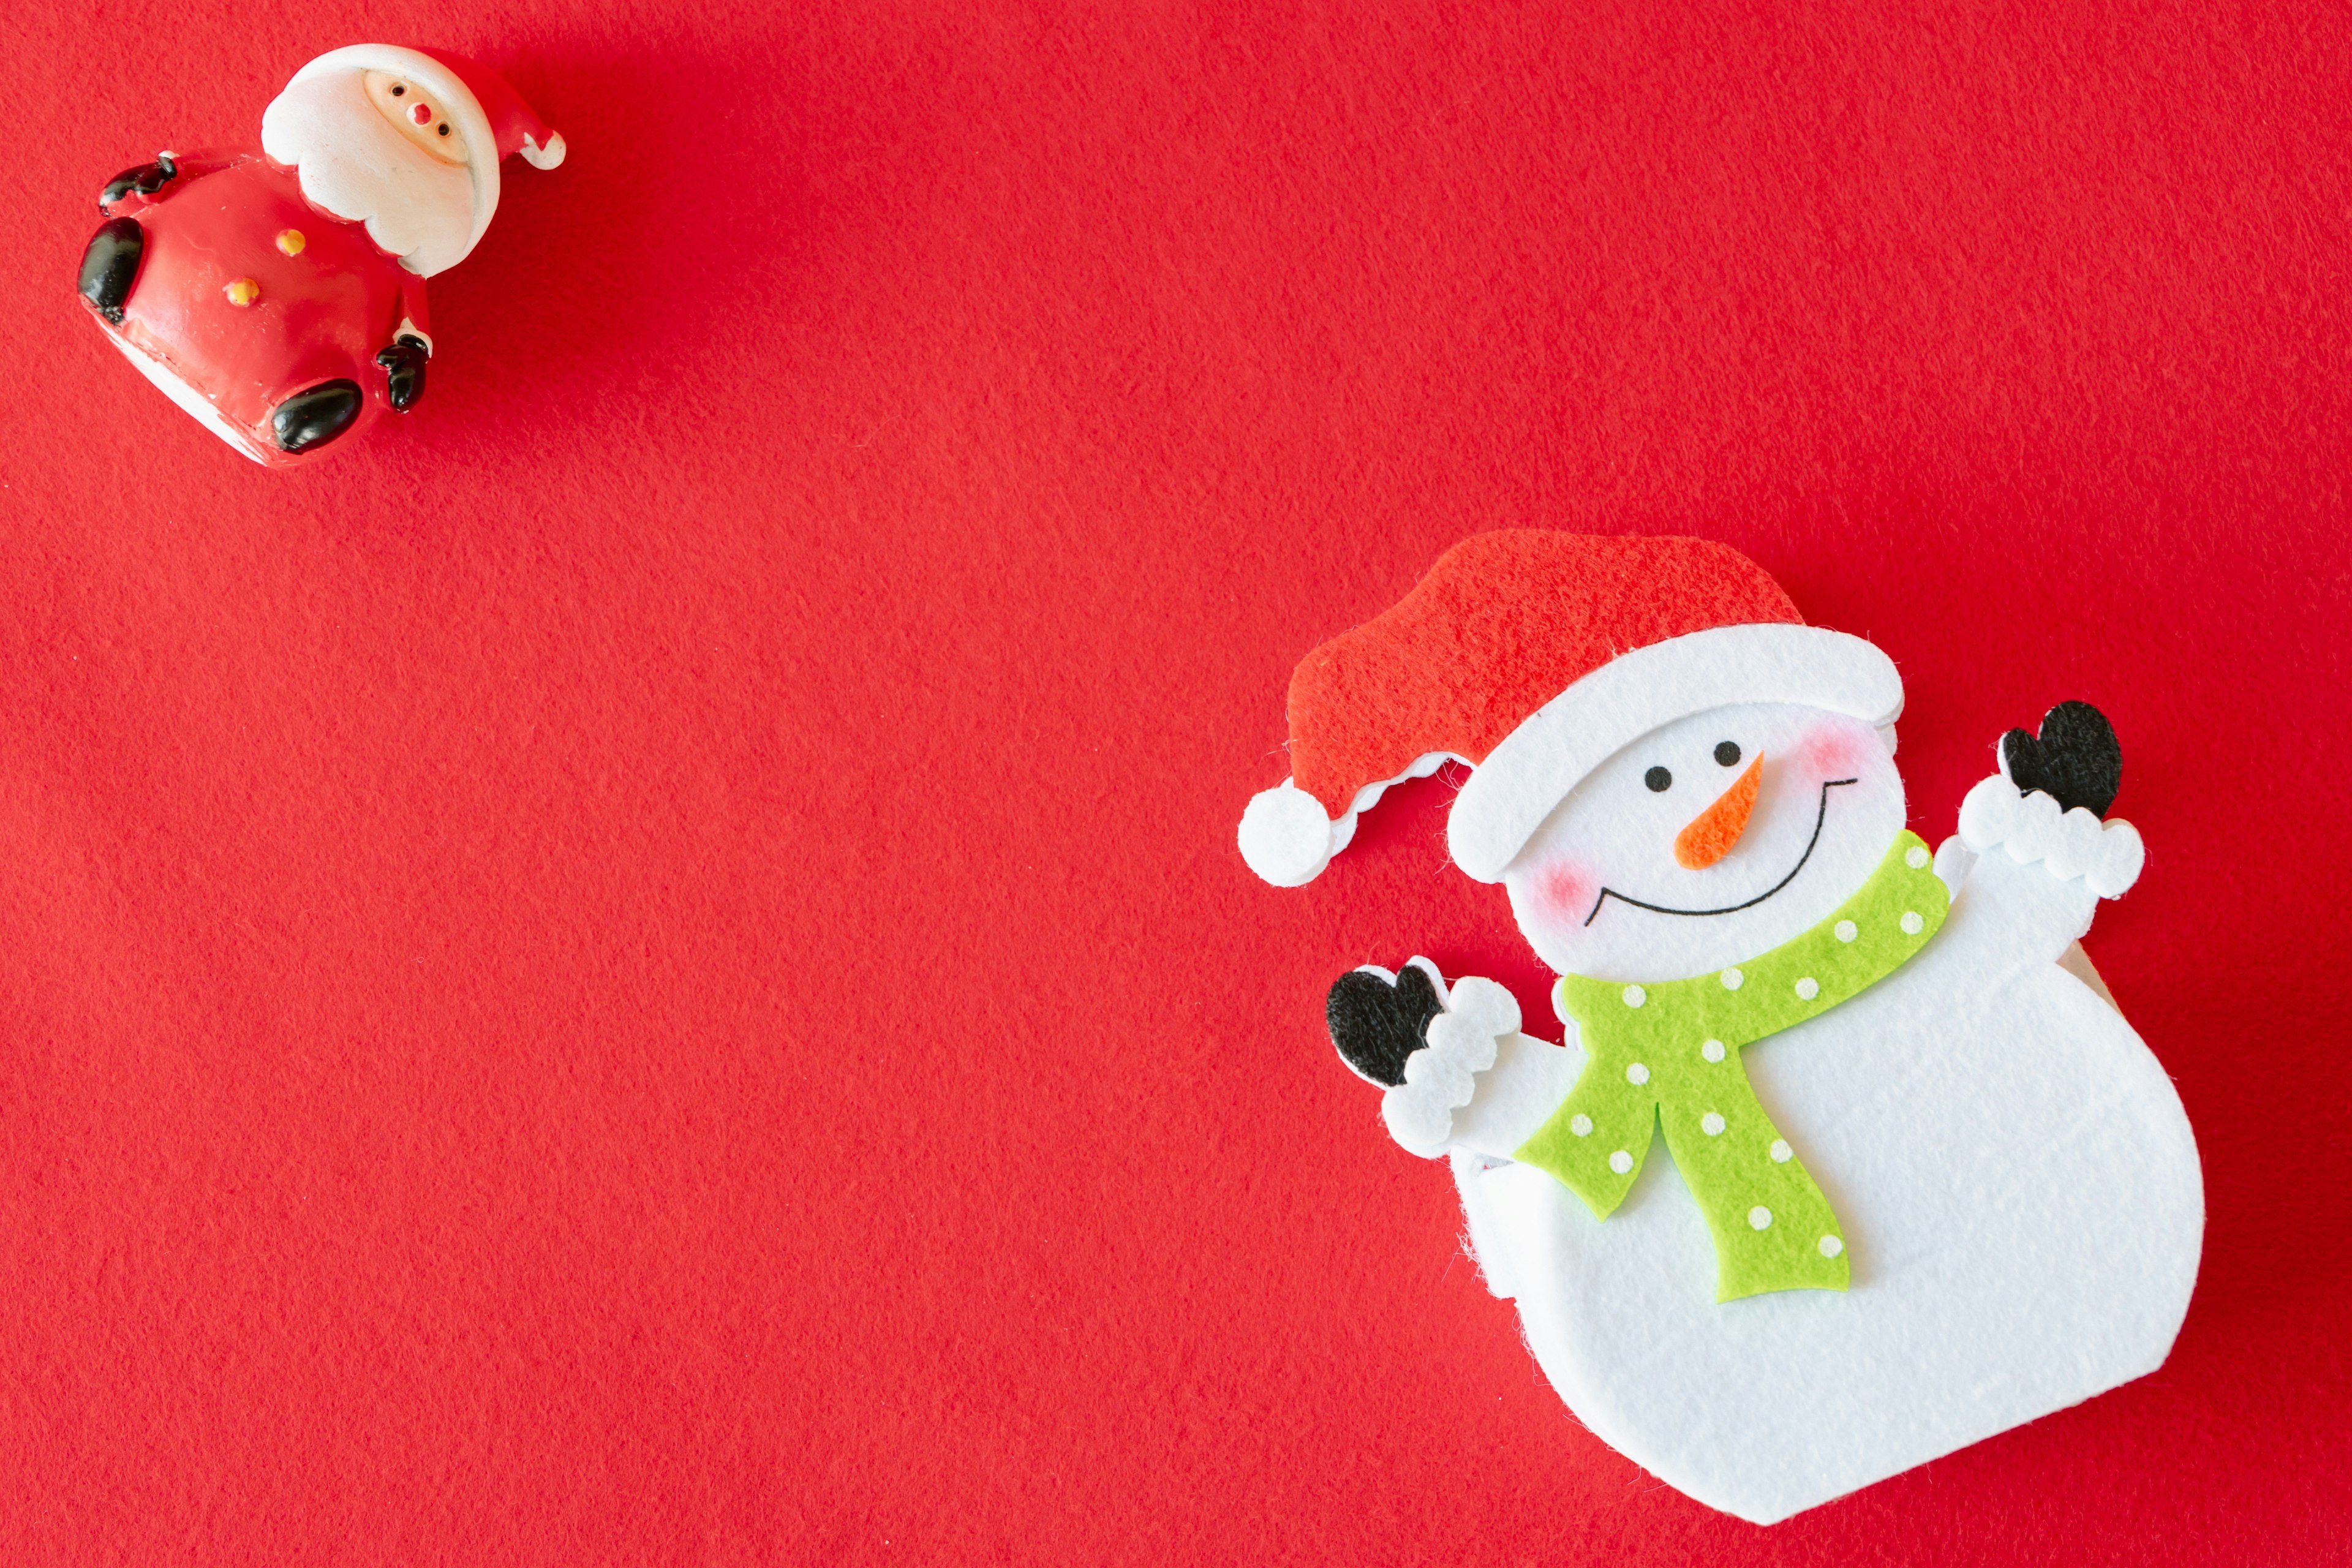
left=4, top=1, right=2348, bottom=1561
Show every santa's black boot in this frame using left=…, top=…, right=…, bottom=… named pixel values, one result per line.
left=77, top=217, right=145, bottom=325
left=270, top=380, right=364, bottom=454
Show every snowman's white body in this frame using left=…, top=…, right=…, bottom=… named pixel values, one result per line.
left=1446, top=845, right=2203, bottom=1525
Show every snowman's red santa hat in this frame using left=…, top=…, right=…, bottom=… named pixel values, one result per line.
left=271, top=45, right=565, bottom=274
left=1238, top=532, right=1904, bottom=886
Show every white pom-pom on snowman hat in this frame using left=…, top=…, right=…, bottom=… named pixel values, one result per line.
left=1237, top=532, right=1904, bottom=887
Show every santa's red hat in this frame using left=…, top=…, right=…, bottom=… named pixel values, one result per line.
left=274, top=45, right=565, bottom=274
left=1237, top=532, right=1904, bottom=887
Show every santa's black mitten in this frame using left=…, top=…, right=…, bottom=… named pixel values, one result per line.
left=99, top=154, right=178, bottom=213
left=1998, top=701, right=2122, bottom=818
left=375, top=336, right=430, bottom=413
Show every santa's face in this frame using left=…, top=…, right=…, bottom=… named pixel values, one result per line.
left=258, top=67, right=475, bottom=276
left=361, top=71, right=472, bottom=165
left=1501, top=704, right=1905, bottom=982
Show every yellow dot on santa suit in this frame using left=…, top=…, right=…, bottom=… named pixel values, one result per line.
left=1770, top=1139, right=1793, bottom=1163
left=224, top=277, right=260, bottom=307
left=1701, top=1039, right=1725, bottom=1063
left=1901, top=911, right=1925, bottom=936
left=1621, top=984, right=1646, bottom=1008
left=1834, top=919, right=1857, bottom=943
left=274, top=228, right=306, bottom=256
left=1794, top=976, right=1820, bottom=1001
left=1907, top=845, right=1931, bottom=870
left=1819, top=1235, right=1844, bottom=1257
left=1749, top=1206, right=1773, bottom=1231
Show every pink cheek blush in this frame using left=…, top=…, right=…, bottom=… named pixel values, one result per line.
left=1535, top=859, right=1596, bottom=925
left=1794, top=723, right=1874, bottom=783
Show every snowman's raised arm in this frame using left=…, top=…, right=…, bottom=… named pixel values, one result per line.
left=1325, top=962, right=1580, bottom=1161
left=1932, top=703, right=2144, bottom=968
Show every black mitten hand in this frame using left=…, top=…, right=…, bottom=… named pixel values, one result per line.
left=1999, top=701, right=2122, bottom=818
left=1325, top=960, right=1446, bottom=1088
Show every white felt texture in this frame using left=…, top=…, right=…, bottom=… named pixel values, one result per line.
left=1235, top=780, right=1332, bottom=886
left=1450, top=1150, right=1521, bottom=1300
left=1381, top=977, right=1520, bottom=1158
left=1450, top=625, right=1902, bottom=882
left=1447, top=1027, right=1585, bottom=1161
left=1958, top=776, right=2145, bottom=897
left=1932, top=834, right=1978, bottom=895
left=1499, top=704, right=1909, bottom=981
left=1459, top=843, right=2203, bottom=1523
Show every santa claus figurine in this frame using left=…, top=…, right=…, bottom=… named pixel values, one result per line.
left=75, top=45, right=565, bottom=466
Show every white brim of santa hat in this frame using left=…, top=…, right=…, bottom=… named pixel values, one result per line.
left=1238, top=623, right=1902, bottom=888
left=284, top=45, right=526, bottom=276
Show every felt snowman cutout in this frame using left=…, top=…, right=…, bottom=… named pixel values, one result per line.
left=1240, top=532, right=2201, bottom=1524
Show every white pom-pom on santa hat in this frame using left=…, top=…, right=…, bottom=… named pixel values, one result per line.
left=271, top=45, right=565, bottom=276
left=1238, top=532, right=1903, bottom=888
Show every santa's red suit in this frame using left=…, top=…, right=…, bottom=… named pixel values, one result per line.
left=77, top=46, right=563, bottom=467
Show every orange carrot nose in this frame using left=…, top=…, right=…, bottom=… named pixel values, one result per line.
left=1675, top=753, right=1764, bottom=869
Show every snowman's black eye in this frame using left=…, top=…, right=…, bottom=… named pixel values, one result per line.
left=1645, top=766, right=1672, bottom=793
left=1714, top=741, right=1741, bottom=767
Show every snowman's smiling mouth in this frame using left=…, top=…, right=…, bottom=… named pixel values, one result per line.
left=1583, top=778, right=1859, bottom=925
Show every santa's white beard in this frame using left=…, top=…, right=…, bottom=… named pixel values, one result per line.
left=260, top=72, right=477, bottom=276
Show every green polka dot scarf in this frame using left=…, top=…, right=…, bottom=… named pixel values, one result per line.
left=1514, top=831, right=1950, bottom=1301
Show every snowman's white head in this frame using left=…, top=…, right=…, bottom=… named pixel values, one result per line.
left=1502, top=704, right=1904, bottom=981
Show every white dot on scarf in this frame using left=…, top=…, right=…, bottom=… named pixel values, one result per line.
left=1819, top=1235, right=1844, bottom=1258
left=1569, top=1114, right=1593, bottom=1137
left=1622, top=984, right=1646, bottom=1008
left=1625, top=1063, right=1649, bottom=1086
left=1749, top=1207, right=1773, bottom=1231
left=1609, top=1150, right=1634, bottom=1175
left=1720, top=968, right=1743, bottom=990
left=1901, top=910, right=1925, bottom=935
left=1907, top=845, right=1930, bottom=870
left=1770, top=1139, right=1793, bottom=1163
left=1794, top=977, right=1819, bottom=1001
left=1702, top=1039, right=1725, bottom=1063
left=1834, top=919, right=1857, bottom=943
left=1701, top=1112, right=1725, bottom=1136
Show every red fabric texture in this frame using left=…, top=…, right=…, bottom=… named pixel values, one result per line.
left=6, top=3, right=2350, bottom=1563
left=1286, top=532, right=1801, bottom=816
